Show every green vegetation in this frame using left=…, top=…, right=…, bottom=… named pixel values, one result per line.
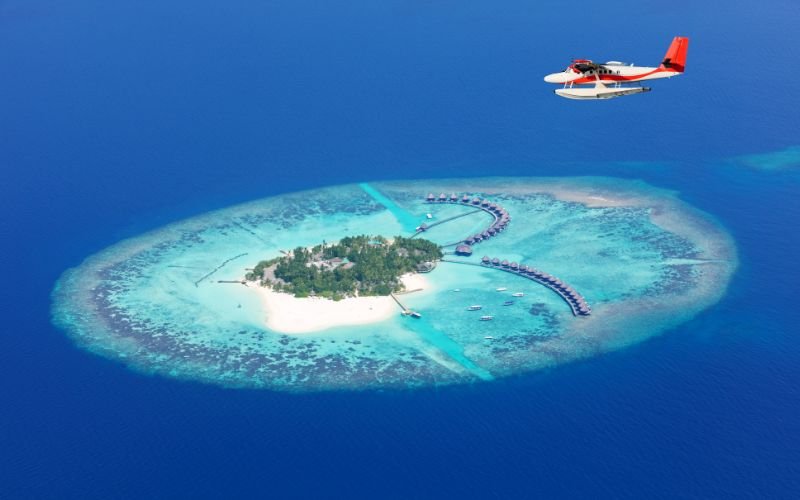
left=246, top=235, right=442, bottom=299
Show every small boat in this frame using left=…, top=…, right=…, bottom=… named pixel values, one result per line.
left=410, top=312, right=422, bottom=318
left=426, top=213, right=433, bottom=219
left=480, top=315, right=494, bottom=321
left=484, top=336, right=494, bottom=340
left=452, top=288, right=461, bottom=292
left=467, top=305, right=482, bottom=311
left=496, top=287, right=508, bottom=292
left=512, top=292, right=524, bottom=297
left=502, top=300, right=515, bottom=306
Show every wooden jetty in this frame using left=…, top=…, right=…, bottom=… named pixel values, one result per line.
left=422, top=192, right=590, bottom=317
left=441, top=257, right=592, bottom=316
left=390, top=292, right=422, bottom=318
left=421, top=193, right=512, bottom=252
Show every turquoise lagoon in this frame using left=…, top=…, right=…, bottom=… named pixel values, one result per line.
left=51, top=177, right=737, bottom=391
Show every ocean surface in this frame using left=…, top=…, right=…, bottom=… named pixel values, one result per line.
left=2, top=0, right=799, bottom=498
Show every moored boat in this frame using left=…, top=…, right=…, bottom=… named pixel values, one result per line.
left=480, top=315, right=494, bottom=321
left=467, top=305, right=482, bottom=311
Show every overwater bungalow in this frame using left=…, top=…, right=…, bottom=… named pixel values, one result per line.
left=491, top=258, right=501, bottom=266
left=426, top=193, right=435, bottom=202
left=450, top=193, right=458, bottom=201
left=461, top=194, right=470, bottom=203
left=438, top=193, right=447, bottom=201
left=472, top=197, right=482, bottom=205
left=455, top=244, right=473, bottom=256
left=501, top=260, right=510, bottom=267
left=481, top=256, right=491, bottom=264
left=510, top=262, right=519, bottom=270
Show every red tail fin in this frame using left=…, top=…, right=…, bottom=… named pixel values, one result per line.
left=661, top=36, right=689, bottom=72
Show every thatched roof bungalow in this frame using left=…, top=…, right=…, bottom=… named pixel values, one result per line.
left=455, top=244, right=473, bottom=256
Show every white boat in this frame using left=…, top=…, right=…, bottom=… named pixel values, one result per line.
left=484, top=336, right=494, bottom=340
left=453, top=288, right=461, bottom=292
left=496, top=287, right=507, bottom=292
left=480, top=315, right=494, bottom=321
left=426, top=213, right=433, bottom=219
left=512, top=292, right=524, bottom=297
left=467, top=305, right=482, bottom=311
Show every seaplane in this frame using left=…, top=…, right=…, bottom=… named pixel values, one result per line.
left=544, top=36, right=688, bottom=100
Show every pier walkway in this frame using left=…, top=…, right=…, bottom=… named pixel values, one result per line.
left=411, top=208, right=483, bottom=237
left=413, top=191, right=590, bottom=317
left=440, top=257, right=592, bottom=316
left=390, top=292, right=421, bottom=317
left=417, top=193, right=512, bottom=252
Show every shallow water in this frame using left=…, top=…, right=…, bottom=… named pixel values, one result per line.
left=51, top=177, right=736, bottom=390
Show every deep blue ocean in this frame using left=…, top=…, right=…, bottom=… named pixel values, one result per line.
left=3, top=1, right=799, bottom=497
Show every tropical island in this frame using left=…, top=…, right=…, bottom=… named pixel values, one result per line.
left=51, top=178, right=738, bottom=390
left=246, top=235, right=442, bottom=300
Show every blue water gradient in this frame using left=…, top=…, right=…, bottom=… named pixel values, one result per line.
left=2, top=0, right=800, bottom=497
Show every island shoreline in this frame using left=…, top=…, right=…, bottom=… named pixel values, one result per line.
left=255, top=272, right=431, bottom=334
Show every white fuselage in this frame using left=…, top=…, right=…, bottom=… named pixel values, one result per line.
left=544, top=63, right=680, bottom=85
left=545, top=37, right=688, bottom=99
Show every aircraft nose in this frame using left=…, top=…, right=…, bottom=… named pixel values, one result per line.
left=544, top=72, right=578, bottom=84
left=544, top=73, right=562, bottom=83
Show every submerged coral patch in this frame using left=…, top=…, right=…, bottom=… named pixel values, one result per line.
left=732, top=145, right=800, bottom=171
left=51, top=177, right=737, bottom=391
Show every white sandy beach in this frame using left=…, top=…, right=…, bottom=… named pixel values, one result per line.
left=256, top=273, right=431, bottom=334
